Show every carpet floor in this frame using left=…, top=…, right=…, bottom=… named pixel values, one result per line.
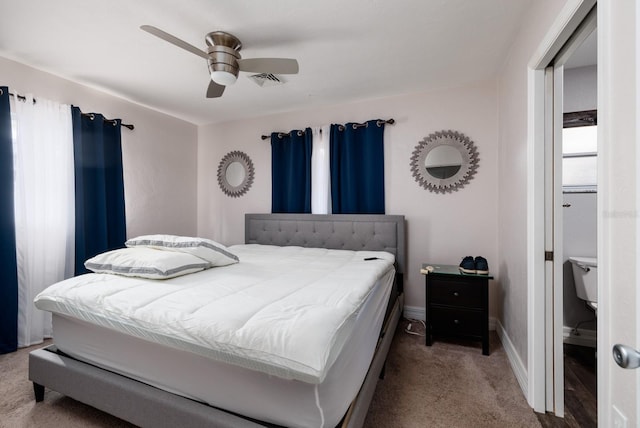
left=1, top=320, right=540, bottom=428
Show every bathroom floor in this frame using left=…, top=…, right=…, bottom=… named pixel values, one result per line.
left=535, top=343, right=597, bottom=427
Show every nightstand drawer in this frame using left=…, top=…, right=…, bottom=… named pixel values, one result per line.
left=430, top=307, right=483, bottom=336
left=429, top=278, right=483, bottom=309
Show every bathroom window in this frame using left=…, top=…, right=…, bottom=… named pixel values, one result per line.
left=563, top=111, right=597, bottom=193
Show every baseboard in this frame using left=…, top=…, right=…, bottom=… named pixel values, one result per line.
left=495, top=319, right=529, bottom=399
left=563, top=325, right=597, bottom=348
left=491, top=322, right=596, bottom=408
left=403, top=306, right=497, bottom=330
left=403, top=305, right=425, bottom=321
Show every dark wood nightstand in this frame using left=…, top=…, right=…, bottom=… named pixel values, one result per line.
left=422, top=264, right=492, bottom=355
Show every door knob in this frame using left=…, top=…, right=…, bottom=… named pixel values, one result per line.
left=613, top=344, right=640, bottom=369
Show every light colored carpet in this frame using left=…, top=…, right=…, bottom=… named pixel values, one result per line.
left=0, top=320, right=540, bottom=427
left=363, top=320, right=541, bottom=427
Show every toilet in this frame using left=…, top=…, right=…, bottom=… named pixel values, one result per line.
left=569, top=256, right=598, bottom=312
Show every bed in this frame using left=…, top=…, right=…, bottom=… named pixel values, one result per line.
left=28, top=213, right=406, bottom=428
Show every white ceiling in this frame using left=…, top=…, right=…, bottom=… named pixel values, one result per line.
left=0, top=0, right=532, bottom=125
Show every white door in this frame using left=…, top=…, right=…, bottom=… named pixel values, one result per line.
left=598, top=1, right=640, bottom=426
left=542, top=62, right=565, bottom=416
left=552, top=60, right=566, bottom=417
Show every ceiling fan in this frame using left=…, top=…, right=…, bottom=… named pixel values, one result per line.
left=140, top=25, right=299, bottom=98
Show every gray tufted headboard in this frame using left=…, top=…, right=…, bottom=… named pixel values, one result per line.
left=245, top=213, right=406, bottom=275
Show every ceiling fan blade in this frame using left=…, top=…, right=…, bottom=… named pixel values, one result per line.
left=237, top=58, right=299, bottom=74
left=141, top=25, right=209, bottom=60
left=206, top=80, right=226, bottom=98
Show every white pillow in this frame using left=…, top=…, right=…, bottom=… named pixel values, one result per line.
left=125, top=234, right=239, bottom=267
left=84, top=247, right=210, bottom=279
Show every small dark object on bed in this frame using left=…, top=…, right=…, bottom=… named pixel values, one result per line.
left=364, top=257, right=381, bottom=261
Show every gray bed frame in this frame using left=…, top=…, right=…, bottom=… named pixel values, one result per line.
left=29, top=213, right=406, bottom=428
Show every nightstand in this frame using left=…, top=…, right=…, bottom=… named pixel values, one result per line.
left=422, top=264, right=492, bottom=355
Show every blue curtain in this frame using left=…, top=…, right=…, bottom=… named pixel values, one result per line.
left=72, top=107, right=126, bottom=275
left=271, top=128, right=312, bottom=213
left=330, top=119, right=385, bottom=214
left=0, top=87, right=18, bottom=354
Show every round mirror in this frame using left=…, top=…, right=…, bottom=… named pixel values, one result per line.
left=217, top=151, right=254, bottom=198
left=425, top=146, right=463, bottom=179
left=225, top=161, right=245, bottom=187
left=410, top=130, right=479, bottom=193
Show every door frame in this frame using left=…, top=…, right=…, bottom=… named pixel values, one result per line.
left=526, top=0, right=596, bottom=417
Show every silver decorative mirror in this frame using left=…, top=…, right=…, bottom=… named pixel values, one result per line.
left=410, top=130, right=479, bottom=193
left=217, top=151, right=254, bottom=197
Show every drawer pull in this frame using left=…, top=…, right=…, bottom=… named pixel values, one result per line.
left=453, top=291, right=459, bottom=297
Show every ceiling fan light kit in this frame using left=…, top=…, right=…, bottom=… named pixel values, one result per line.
left=141, top=25, right=299, bottom=98
left=206, top=34, right=241, bottom=85
left=210, top=70, right=237, bottom=85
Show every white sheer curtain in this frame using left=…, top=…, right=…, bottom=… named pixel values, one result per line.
left=11, top=95, right=74, bottom=347
left=311, top=125, right=331, bottom=214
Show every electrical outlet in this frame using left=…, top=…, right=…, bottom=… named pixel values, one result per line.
left=613, top=405, right=628, bottom=428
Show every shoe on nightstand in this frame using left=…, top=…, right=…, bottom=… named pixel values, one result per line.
left=459, top=256, right=476, bottom=274
left=475, top=256, right=489, bottom=275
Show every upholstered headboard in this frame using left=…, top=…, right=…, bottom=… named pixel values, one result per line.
left=245, top=213, right=406, bottom=275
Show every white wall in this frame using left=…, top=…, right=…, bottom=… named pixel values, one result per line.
left=564, top=65, right=597, bottom=113
left=198, top=80, right=500, bottom=314
left=0, top=56, right=198, bottom=238
left=563, top=193, right=597, bottom=331
left=496, top=0, right=570, bottom=368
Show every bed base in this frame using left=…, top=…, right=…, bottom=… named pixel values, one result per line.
left=29, top=293, right=403, bottom=428
left=30, top=213, right=406, bottom=427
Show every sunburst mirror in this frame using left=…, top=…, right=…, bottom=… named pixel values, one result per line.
left=410, top=130, right=479, bottom=193
left=217, top=151, right=255, bottom=198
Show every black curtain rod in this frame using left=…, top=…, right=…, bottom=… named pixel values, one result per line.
left=8, top=92, right=35, bottom=104
left=1, top=89, right=134, bottom=130
left=260, top=118, right=395, bottom=140
left=338, top=118, right=395, bottom=132
left=80, top=112, right=134, bottom=130
left=263, top=129, right=305, bottom=140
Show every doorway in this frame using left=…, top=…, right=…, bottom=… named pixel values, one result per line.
left=550, top=6, right=598, bottom=422
left=539, top=6, right=598, bottom=421
left=529, top=1, right=640, bottom=426
left=541, top=20, right=599, bottom=425
left=525, top=0, right=598, bottom=421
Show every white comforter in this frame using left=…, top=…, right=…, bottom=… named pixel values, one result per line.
left=34, top=244, right=395, bottom=384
